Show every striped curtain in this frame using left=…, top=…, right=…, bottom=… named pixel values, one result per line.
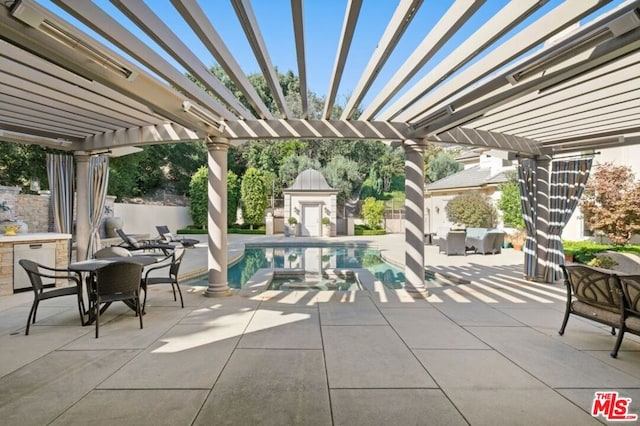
left=517, top=159, right=538, bottom=278
left=86, top=155, right=110, bottom=258
left=545, top=158, right=592, bottom=282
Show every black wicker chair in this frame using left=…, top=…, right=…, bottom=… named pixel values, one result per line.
left=142, top=245, right=186, bottom=312
left=19, top=259, right=84, bottom=335
left=92, top=261, right=144, bottom=338
left=93, top=246, right=132, bottom=259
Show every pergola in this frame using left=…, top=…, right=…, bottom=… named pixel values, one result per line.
left=1, top=0, right=639, bottom=293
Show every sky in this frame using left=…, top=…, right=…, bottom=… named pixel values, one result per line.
left=37, top=0, right=627, bottom=115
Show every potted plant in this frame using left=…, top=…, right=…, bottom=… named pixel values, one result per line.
left=103, top=205, right=123, bottom=238
left=287, top=216, right=298, bottom=237
left=321, top=216, right=331, bottom=237
left=511, top=229, right=526, bottom=251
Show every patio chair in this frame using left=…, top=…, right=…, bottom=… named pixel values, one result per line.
left=491, top=231, right=505, bottom=254
left=115, top=228, right=174, bottom=256
left=142, top=245, right=186, bottom=312
left=559, top=264, right=623, bottom=357
left=155, top=225, right=198, bottom=248
left=437, top=231, right=468, bottom=256
left=92, top=261, right=144, bottom=338
left=466, top=231, right=496, bottom=255
left=93, top=246, right=132, bottom=259
left=19, top=259, right=84, bottom=335
left=613, top=275, right=640, bottom=358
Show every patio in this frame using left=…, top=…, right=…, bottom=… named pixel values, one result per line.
left=1, top=234, right=638, bottom=425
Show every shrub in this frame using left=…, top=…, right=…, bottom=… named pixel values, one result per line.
left=446, top=192, right=497, bottom=228
left=288, top=216, right=298, bottom=225
left=588, top=255, right=619, bottom=269
left=354, top=224, right=386, bottom=235
left=188, top=166, right=208, bottom=228
left=240, top=167, right=268, bottom=229
left=362, top=197, right=385, bottom=229
left=497, top=172, right=525, bottom=230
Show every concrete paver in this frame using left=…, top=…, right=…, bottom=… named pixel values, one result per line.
left=1, top=233, right=639, bottom=425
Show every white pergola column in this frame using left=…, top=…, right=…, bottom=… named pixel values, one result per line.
left=204, top=137, right=231, bottom=297
left=74, top=151, right=90, bottom=262
left=403, top=140, right=427, bottom=294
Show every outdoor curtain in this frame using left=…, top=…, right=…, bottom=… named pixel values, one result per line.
left=46, top=154, right=75, bottom=261
left=517, top=158, right=538, bottom=279
left=86, top=155, right=109, bottom=258
left=545, top=158, right=593, bottom=282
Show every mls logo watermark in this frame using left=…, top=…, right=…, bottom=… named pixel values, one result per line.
left=592, top=392, right=638, bottom=421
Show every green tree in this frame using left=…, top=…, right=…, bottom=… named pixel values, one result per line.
left=227, top=170, right=241, bottom=225
left=580, top=162, right=640, bottom=244
left=158, top=142, right=207, bottom=194
left=497, top=171, right=525, bottom=229
left=240, top=167, right=268, bottom=228
left=427, top=151, right=463, bottom=183
left=188, top=166, right=208, bottom=228
left=279, top=155, right=322, bottom=188
left=322, top=155, right=362, bottom=204
left=362, top=197, right=385, bottom=229
left=446, top=192, right=497, bottom=228
left=0, top=142, right=51, bottom=193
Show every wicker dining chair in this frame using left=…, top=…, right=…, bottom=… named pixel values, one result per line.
left=93, top=246, right=132, bottom=259
left=19, top=259, right=84, bottom=335
left=142, top=245, right=186, bottom=312
left=92, top=261, right=143, bottom=338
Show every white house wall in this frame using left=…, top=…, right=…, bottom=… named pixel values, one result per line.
left=561, top=145, right=640, bottom=242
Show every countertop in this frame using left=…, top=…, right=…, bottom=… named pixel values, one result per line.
left=0, top=233, right=72, bottom=243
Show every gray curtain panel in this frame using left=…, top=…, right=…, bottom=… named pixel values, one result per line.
left=86, top=155, right=110, bottom=258
left=517, top=158, right=538, bottom=279
left=46, top=153, right=75, bottom=234
left=545, top=158, right=592, bottom=282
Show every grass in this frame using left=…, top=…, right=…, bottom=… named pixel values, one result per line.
left=179, top=225, right=266, bottom=235
left=355, top=225, right=386, bottom=236
left=563, top=240, right=640, bottom=263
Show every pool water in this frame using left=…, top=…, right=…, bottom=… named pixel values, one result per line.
left=218, top=246, right=405, bottom=289
left=269, top=271, right=361, bottom=292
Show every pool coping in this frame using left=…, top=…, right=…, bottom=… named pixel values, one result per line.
left=238, top=267, right=383, bottom=299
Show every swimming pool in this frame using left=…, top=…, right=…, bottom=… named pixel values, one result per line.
left=207, top=245, right=406, bottom=289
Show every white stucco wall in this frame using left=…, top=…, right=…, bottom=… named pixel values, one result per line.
left=113, top=203, right=193, bottom=239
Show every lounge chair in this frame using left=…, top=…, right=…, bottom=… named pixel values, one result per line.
left=155, top=225, right=198, bottom=248
left=115, top=228, right=174, bottom=255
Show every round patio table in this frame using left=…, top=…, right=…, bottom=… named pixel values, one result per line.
left=68, top=255, right=160, bottom=324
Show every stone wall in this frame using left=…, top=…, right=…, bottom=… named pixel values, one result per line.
left=14, top=194, right=52, bottom=232
left=0, top=185, right=52, bottom=233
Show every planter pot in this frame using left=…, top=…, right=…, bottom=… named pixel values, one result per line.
left=513, top=243, right=523, bottom=251
left=104, top=217, right=124, bottom=238
left=322, top=224, right=331, bottom=237
left=565, top=253, right=574, bottom=263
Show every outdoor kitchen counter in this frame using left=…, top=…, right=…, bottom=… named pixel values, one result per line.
left=0, top=233, right=72, bottom=296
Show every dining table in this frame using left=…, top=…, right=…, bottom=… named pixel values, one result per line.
left=68, top=255, right=160, bottom=325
